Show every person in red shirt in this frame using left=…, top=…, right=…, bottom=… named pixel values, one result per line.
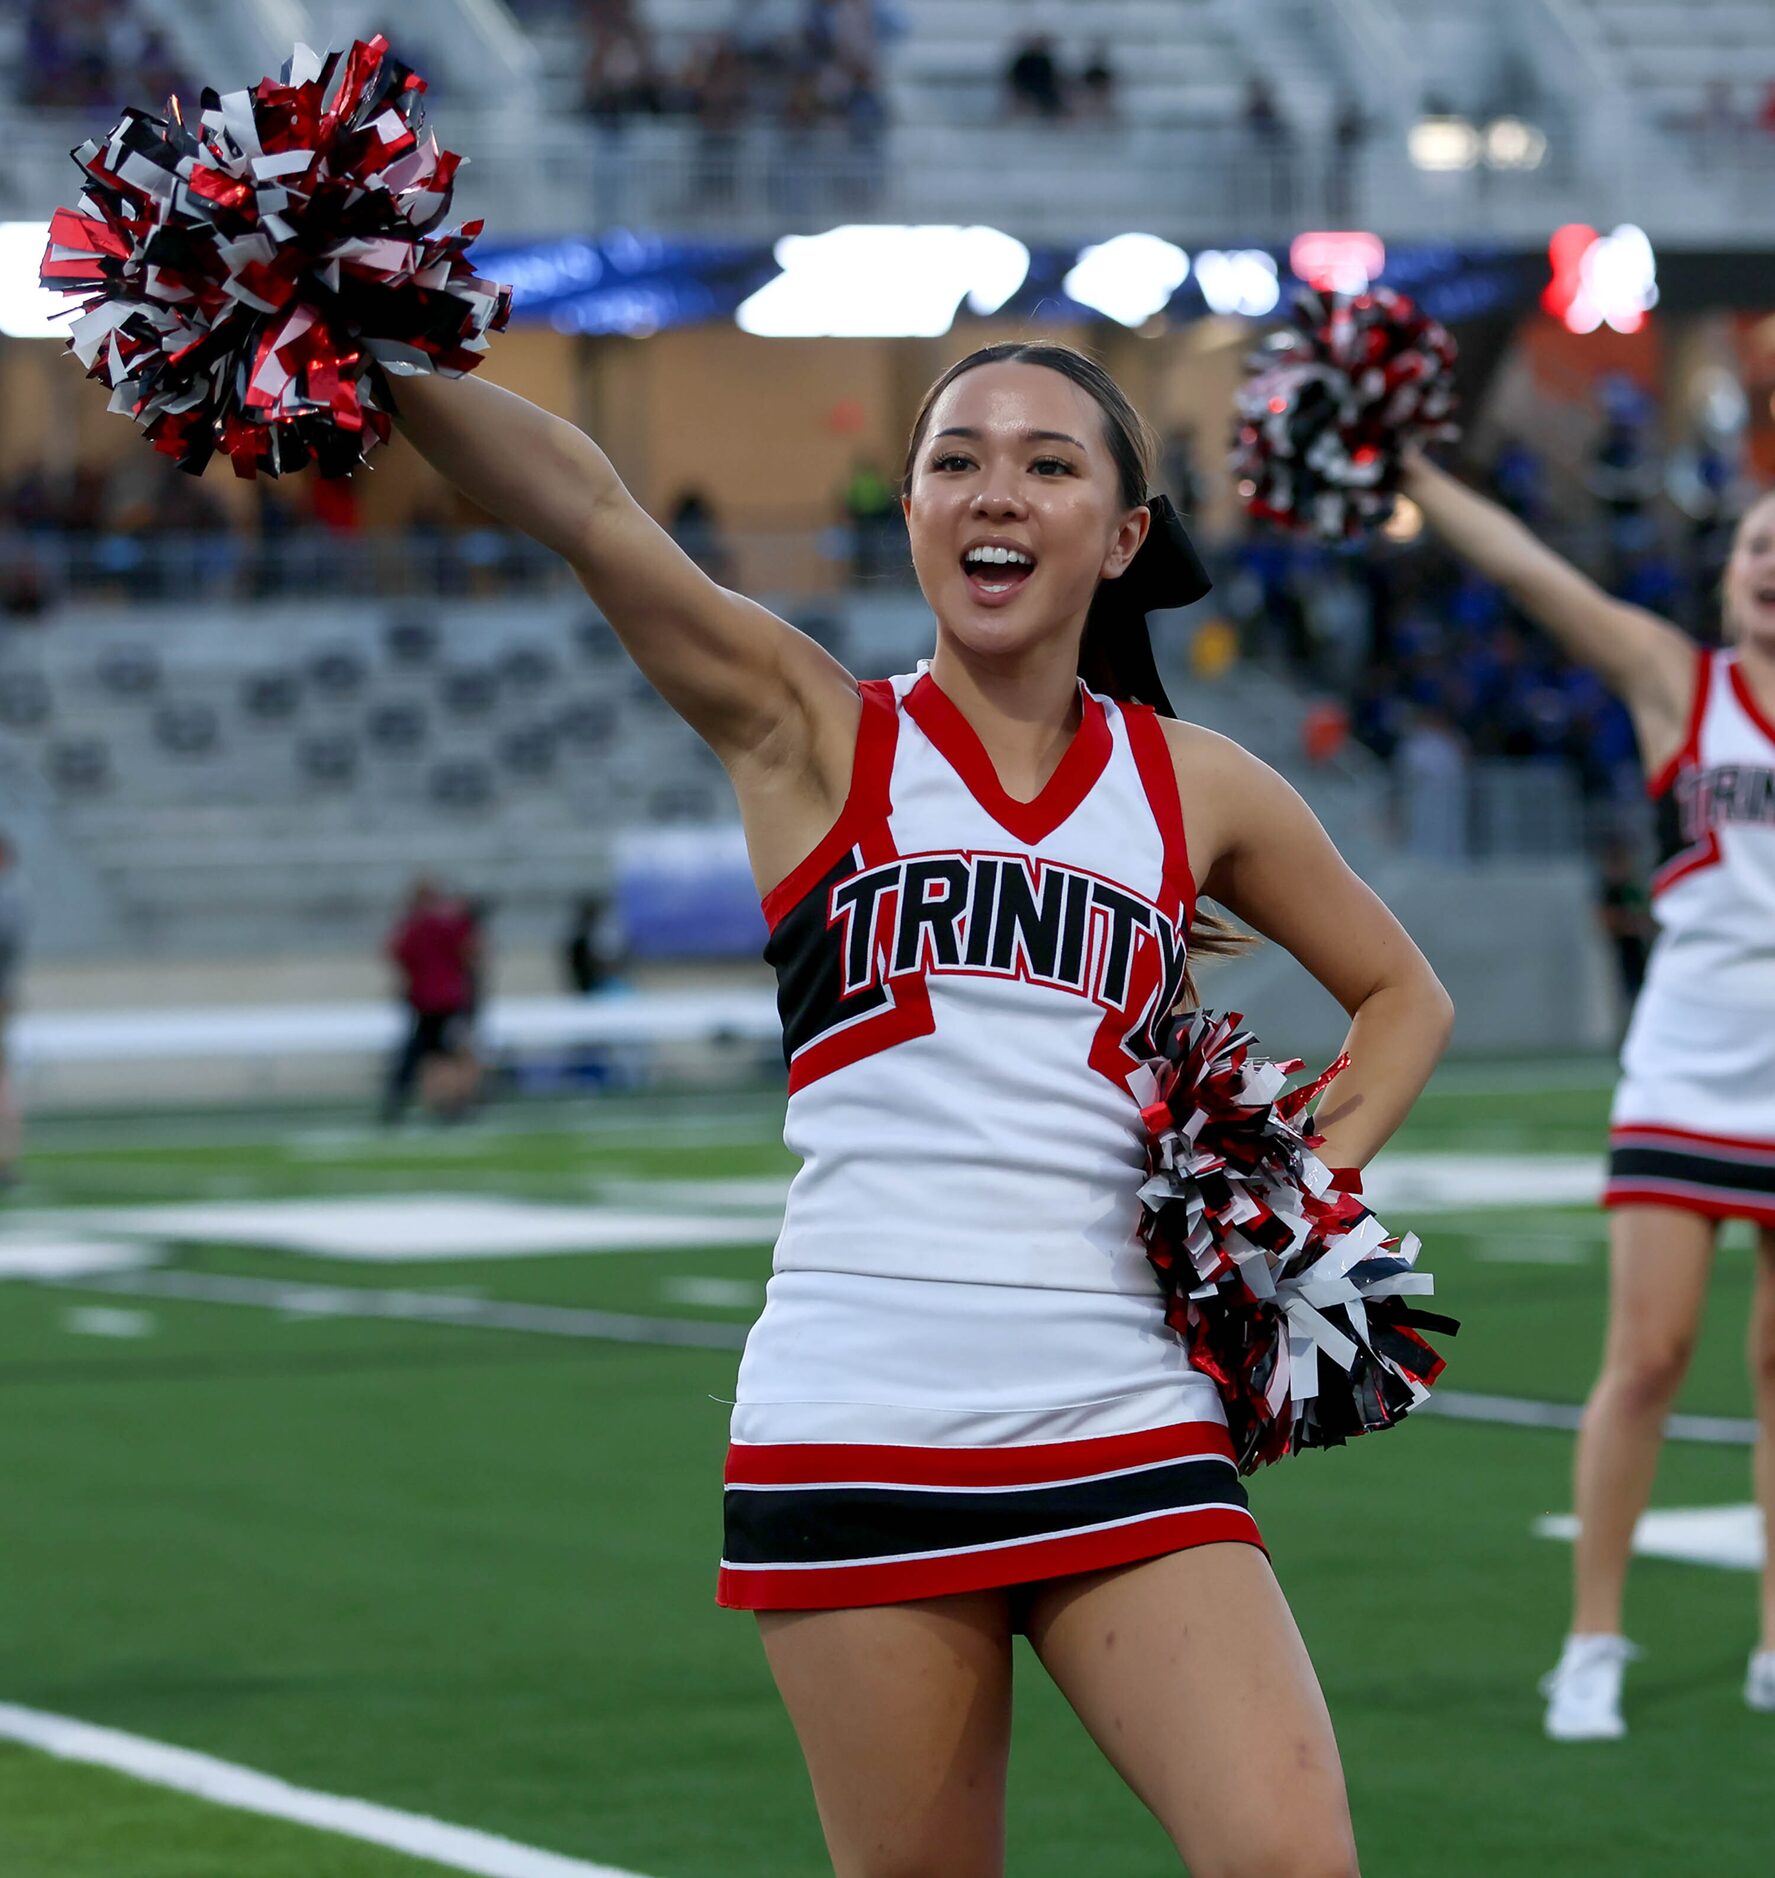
left=381, top=877, right=481, bottom=1123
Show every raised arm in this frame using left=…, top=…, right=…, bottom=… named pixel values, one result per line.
left=1404, top=455, right=1697, bottom=768
left=390, top=371, right=858, bottom=777
left=1174, top=724, right=1454, bottom=1169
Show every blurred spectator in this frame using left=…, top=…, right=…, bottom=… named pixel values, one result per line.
left=1596, top=839, right=1654, bottom=1015
left=668, top=489, right=733, bottom=585
left=565, top=893, right=627, bottom=994
left=1076, top=45, right=1118, bottom=125
left=381, top=878, right=481, bottom=1125
left=1242, top=75, right=1293, bottom=217
left=581, top=0, right=664, bottom=121
left=842, top=459, right=903, bottom=581
left=1396, top=704, right=1469, bottom=862
left=1329, top=95, right=1365, bottom=220
left=0, top=831, right=23, bottom=1188
left=1006, top=35, right=1066, bottom=120
left=18, top=0, right=187, bottom=110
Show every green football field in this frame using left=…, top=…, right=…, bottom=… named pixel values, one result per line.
left=2, top=1064, right=1770, bottom=1877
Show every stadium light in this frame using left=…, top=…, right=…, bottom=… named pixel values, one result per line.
left=1408, top=115, right=1482, bottom=172
left=1483, top=117, right=1548, bottom=171
left=1289, top=232, right=1386, bottom=296
left=1063, top=234, right=1190, bottom=328
left=1194, top=250, right=1280, bottom=319
left=1543, top=223, right=1659, bottom=335
left=0, top=222, right=66, bottom=338
left=736, top=225, right=1030, bottom=338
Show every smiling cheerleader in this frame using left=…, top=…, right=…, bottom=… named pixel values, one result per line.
left=1404, top=458, right=1775, bottom=1742
left=42, top=45, right=1458, bottom=1866
left=392, top=341, right=1454, bottom=1876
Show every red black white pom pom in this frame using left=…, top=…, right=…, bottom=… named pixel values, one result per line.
left=39, top=36, right=511, bottom=479
left=1231, top=287, right=1459, bottom=540
left=1135, top=1010, right=1456, bottom=1475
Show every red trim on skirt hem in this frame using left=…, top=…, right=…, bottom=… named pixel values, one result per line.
left=716, top=1506, right=1266, bottom=1611
left=724, top=1418, right=1235, bottom=1488
left=1603, top=1182, right=1775, bottom=1228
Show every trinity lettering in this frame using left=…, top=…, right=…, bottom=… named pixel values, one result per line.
left=1677, top=765, right=1775, bottom=842
left=829, top=850, right=1188, bottom=1023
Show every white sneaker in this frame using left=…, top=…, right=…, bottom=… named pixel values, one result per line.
left=1746, top=1650, right=1775, bottom=1712
left=1540, top=1634, right=1639, bottom=1741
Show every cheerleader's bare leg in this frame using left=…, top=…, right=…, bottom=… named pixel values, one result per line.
left=1750, top=1227, right=1775, bottom=1652
left=1570, top=1206, right=1717, bottom=1636
left=1025, top=1543, right=1358, bottom=1877
left=757, top=1591, right=1014, bottom=1878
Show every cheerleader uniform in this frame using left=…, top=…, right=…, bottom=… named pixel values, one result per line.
left=1606, top=648, right=1775, bottom=1226
left=719, top=669, right=1263, bottom=1613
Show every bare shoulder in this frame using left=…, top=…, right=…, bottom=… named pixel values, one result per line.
left=1155, top=717, right=1304, bottom=885
left=1157, top=715, right=1292, bottom=806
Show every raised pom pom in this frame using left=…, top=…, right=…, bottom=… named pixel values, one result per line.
left=39, top=36, right=511, bottom=479
left=1231, top=287, right=1459, bottom=540
left=1134, top=1010, right=1456, bottom=1475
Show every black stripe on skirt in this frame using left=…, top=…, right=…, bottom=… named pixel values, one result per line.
left=723, top=1454, right=1246, bottom=1567
left=1609, top=1143, right=1775, bottom=1196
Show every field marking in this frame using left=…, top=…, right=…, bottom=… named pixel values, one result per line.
left=1427, top=1387, right=1757, bottom=1447
left=6, top=1195, right=775, bottom=1262
left=0, top=1702, right=653, bottom=1878
left=66, top=1269, right=750, bottom=1351
left=62, top=1307, right=156, bottom=1339
left=0, top=1238, right=161, bottom=1280
left=1534, top=1505, right=1765, bottom=1572
left=38, top=1271, right=1765, bottom=1451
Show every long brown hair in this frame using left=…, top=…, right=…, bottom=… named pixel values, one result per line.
left=902, top=340, right=1251, bottom=1006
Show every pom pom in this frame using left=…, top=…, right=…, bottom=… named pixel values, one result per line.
left=38, top=36, right=511, bottom=479
left=1134, top=1010, right=1457, bottom=1475
left=1230, top=287, right=1459, bottom=540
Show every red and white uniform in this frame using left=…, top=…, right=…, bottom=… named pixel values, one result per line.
left=1607, top=648, right=1775, bottom=1224
left=719, top=670, right=1260, bottom=1613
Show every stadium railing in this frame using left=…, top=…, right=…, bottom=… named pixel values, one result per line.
left=16, top=108, right=1768, bottom=243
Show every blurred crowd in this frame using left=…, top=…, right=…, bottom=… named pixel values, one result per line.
left=14, top=0, right=184, bottom=110
left=1215, top=376, right=1751, bottom=866
left=558, top=0, right=892, bottom=143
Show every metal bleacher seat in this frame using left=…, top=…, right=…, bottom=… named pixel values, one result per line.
left=0, top=671, right=52, bottom=731
left=153, top=701, right=221, bottom=758
left=497, top=723, right=559, bottom=780
left=439, top=665, right=500, bottom=717
left=365, top=699, right=428, bottom=755
left=241, top=670, right=302, bottom=722
left=429, top=758, right=497, bottom=810
left=296, top=731, right=360, bottom=787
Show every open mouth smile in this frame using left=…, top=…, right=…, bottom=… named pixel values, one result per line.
left=961, top=541, right=1037, bottom=602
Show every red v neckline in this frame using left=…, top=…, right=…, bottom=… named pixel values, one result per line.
left=904, top=671, right=1113, bottom=845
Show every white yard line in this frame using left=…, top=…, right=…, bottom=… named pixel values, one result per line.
left=0, top=1702, right=654, bottom=1878
left=68, top=1268, right=750, bottom=1351
left=1427, top=1387, right=1756, bottom=1446
left=48, top=1270, right=1761, bottom=1448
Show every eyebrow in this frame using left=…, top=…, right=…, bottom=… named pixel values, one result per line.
left=932, top=426, right=1088, bottom=450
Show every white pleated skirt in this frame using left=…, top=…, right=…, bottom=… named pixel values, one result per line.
left=718, top=1269, right=1262, bottom=1611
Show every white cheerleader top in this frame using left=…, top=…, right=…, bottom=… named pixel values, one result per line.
left=1646, top=648, right=1775, bottom=1009
left=762, top=669, right=1194, bottom=1296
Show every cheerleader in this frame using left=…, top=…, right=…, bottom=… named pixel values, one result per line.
left=396, top=343, right=1452, bottom=1876
left=1405, top=457, right=1775, bottom=1740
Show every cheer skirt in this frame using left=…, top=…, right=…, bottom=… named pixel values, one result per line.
left=1606, top=984, right=1775, bottom=1227
left=717, top=1269, right=1263, bottom=1612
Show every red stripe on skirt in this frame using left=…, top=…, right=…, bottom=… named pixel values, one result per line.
left=718, top=1505, right=1265, bottom=1611
left=1604, top=1180, right=1775, bottom=1227
left=1609, top=1122, right=1775, bottom=1161
left=724, top=1418, right=1236, bottom=1488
